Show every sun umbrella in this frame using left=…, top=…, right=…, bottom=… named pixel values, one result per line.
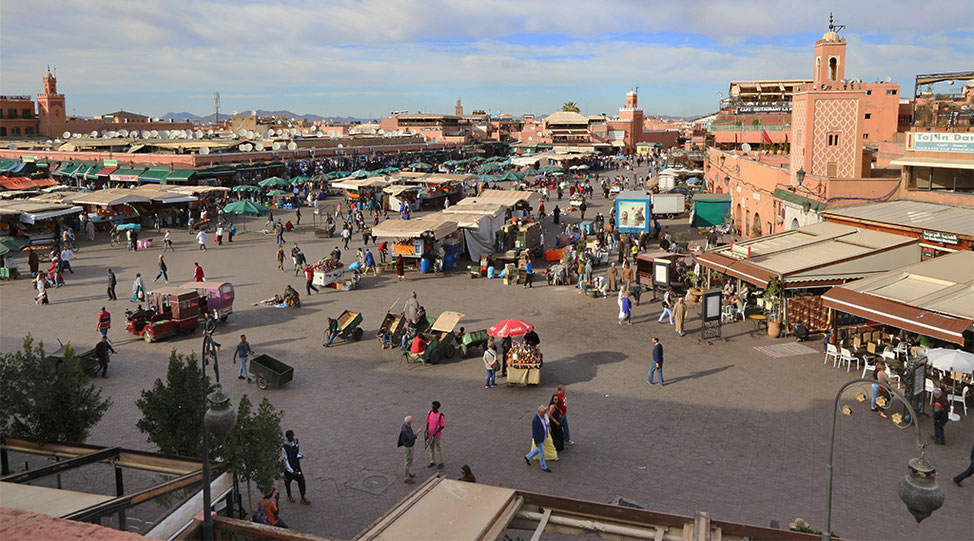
left=407, top=162, right=432, bottom=170
left=538, top=165, right=562, bottom=173
left=477, top=163, right=501, bottom=173
left=0, top=236, right=29, bottom=257
left=258, top=176, right=288, bottom=187
left=290, top=176, right=311, bottom=185
left=926, top=348, right=974, bottom=416
left=476, top=174, right=497, bottom=183
left=686, top=177, right=700, bottom=185
left=497, top=171, right=524, bottom=181
left=487, top=319, right=535, bottom=337
left=349, top=169, right=369, bottom=178
left=267, top=189, right=290, bottom=196
left=231, top=184, right=259, bottom=192
left=223, top=200, right=268, bottom=216
left=311, top=173, right=331, bottom=182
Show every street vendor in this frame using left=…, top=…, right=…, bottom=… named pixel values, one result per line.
left=524, top=329, right=540, bottom=348
left=283, top=285, right=300, bottom=308
left=403, top=292, right=420, bottom=324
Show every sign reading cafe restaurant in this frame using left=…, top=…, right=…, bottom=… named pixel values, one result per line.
left=906, top=131, right=974, bottom=154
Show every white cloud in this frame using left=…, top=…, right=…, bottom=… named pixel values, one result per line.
left=1, top=0, right=970, bottom=116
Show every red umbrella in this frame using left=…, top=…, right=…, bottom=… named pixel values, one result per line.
left=487, top=319, right=535, bottom=337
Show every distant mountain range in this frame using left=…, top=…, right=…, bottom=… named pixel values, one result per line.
left=158, top=110, right=372, bottom=123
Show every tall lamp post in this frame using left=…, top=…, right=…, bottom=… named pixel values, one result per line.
left=200, top=331, right=236, bottom=540
left=824, top=378, right=944, bottom=541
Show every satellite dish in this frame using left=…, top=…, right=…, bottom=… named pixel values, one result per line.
left=239, top=143, right=251, bottom=152
left=108, top=131, right=117, bottom=138
left=302, top=129, right=310, bottom=134
left=246, top=130, right=255, bottom=139
left=119, top=129, right=129, bottom=137
left=741, top=143, right=752, bottom=153
left=150, top=130, right=159, bottom=138
left=195, top=130, right=203, bottom=138
left=237, top=128, right=247, bottom=137
left=272, top=142, right=282, bottom=151
left=255, top=143, right=265, bottom=151
left=100, top=130, right=108, bottom=137
left=90, top=131, right=98, bottom=137
left=206, top=129, right=214, bottom=135
left=199, top=146, right=210, bottom=155
left=287, top=142, right=297, bottom=151
left=160, top=130, right=170, bottom=139
left=62, top=131, right=71, bottom=138
left=885, top=76, right=892, bottom=83
left=290, top=128, right=298, bottom=135
left=140, top=130, right=149, bottom=138
left=46, top=139, right=53, bottom=144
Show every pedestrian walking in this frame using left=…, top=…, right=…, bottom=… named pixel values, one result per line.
left=131, top=273, right=146, bottom=302
left=397, top=416, right=422, bottom=483
left=34, top=275, right=49, bottom=305
left=618, top=290, right=632, bottom=325
left=523, top=259, right=534, bottom=288
left=196, top=229, right=207, bottom=251
left=163, top=229, right=175, bottom=252
left=523, top=405, right=552, bottom=472
left=282, top=430, right=311, bottom=504
left=59, top=247, right=76, bottom=274
left=193, top=262, right=205, bottom=282
left=342, top=226, right=351, bottom=250
left=396, top=255, right=406, bottom=281
left=293, top=249, right=307, bottom=277
left=275, top=220, right=285, bottom=246
left=96, top=306, right=111, bottom=341
left=554, top=385, right=574, bottom=445
left=233, top=334, right=252, bottom=383
left=673, top=297, right=687, bottom=336
left=548, top=394, right=565, bottom=452
left=363, top=249, right=377, bottom=276
left=276, top=245, right=285, bottom=271
left=483, top=341, right=498, bottom=388
left=304, top=265, right=318, bottom=295
left=215, top=224, right=224, bottom=246
left=85, top=219, right=96, bottom=241
left=648, top=337, right=664, bottom=386
left=291, top=243, right=301, bottom=272
left=658, top=288, right=675, bottom=324
left=621, top=261, right=633, bottom=291
left=106, top=268, right=117, bottom=301
left=606, top=263, right=618, bottom=292
left=94, top=335, right=115, bottom=378
left=155, top=255, right=169, bottom=282
left=552, top=205, right=560, bottom=224
left=953, top=444, right=974, bottom=487
left=424, top=401, right=445, bottom=469
left=295, top=207, right=301, bottom=225
left=228, top=221, right=236, bottom=242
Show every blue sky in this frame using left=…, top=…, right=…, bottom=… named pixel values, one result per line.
left=1, top=0, right=971, bottom=119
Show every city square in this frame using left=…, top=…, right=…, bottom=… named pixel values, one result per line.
left=1, top=2, right=972, bottom=540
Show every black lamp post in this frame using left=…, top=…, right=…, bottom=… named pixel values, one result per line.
left=823, top=378, right=943, bottom=540
left=796, top=166, right=806, bottom=186
left=200, top=332, right=236, bottom=540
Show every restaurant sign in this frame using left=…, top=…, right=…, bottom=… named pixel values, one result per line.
left=922, top=230, right=959, bottom=245
left=103, top=159, right=118, bottom=167
left=906, top=132, right=974, bottom=154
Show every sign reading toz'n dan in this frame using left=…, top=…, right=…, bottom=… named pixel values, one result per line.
left=906, top=132, right=974, bottom=154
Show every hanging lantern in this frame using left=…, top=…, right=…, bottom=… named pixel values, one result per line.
left=203, top=390, right=236, bottom=443
left=897, top=456, right=944, bottom=524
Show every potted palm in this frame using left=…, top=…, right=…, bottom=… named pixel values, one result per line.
left=764, top=277, right=783, bottom=338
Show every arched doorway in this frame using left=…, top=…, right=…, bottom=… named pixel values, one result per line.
left=751, top=213, right=761, bottom=237
left=790, top=218, right=800, bottom=230
left=734, top=204, right=742, bottom=234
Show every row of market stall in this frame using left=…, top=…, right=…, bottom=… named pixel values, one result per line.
left=369, top=189, right=543, bottom=270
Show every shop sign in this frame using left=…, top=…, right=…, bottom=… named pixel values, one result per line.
left=906, top=131, right=974, bottom=153
left=736, top=103, right=792, bottom=114
left=730, top=242, right=751, bottom=259
left=22, top=156, right=35, bottom=163
left=104, top=159, right=118, bottom=167
left=922, top=230, right=958, bottom=245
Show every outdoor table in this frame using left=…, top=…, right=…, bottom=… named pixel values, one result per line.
left=748, top=313, right=767, bottom=332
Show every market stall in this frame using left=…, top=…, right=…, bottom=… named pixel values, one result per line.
left=506, top=343, right=543, bottom=385
left=439, top=202, right=507, bottom=262
left=382, top=185, right=422, bottom=213
left=72, top=189, right=150, bottom=226
left=371, top=217, right=460, bottom=273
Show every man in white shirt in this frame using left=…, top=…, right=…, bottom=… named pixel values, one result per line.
left=196, top=230, right=207, bottom=251
left=59, top=247, right=76, bottom=274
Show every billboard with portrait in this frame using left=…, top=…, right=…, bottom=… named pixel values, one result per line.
left=615, top=199, right=650, bottom=233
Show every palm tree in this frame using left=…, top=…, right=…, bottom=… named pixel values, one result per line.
left=561, top=102, right=580, bottom=113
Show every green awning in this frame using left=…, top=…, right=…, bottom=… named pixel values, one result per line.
left=772, top=188, right=825, bottom=212
left=56, top=163, right=79, bottom=175
left=35, top=161, right=49, bottom=168
left=163, top=170, right=195, bottom=183
left=0, top=159, right=12, bottom=170
left=0, top=237, right=30, bottom=257
left=691, top=194, right=731, bottom=228
left=84, top=164, right=103, bottom=180
left=52, top=162, right=74, bottom=174
left=139, top=167, right=170, bottom=183
left=197, top=166, right=236, bottom=175
left=73, top=163, right=97, bottom=178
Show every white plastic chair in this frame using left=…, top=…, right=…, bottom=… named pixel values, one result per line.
left=825, top=344, right=839, bottom=366
left=861, top=356, right=878, bottom=379
left=925, top=378, right=937, bottom=404
left=721, top=304, right=735, bottom=323
left=895, top=341, right=909, bottom=361
left=948, top=386, right=969, bottom=416
left=881, top=350, right=896, bottom=364
left=839, top=348, right=857, bottom=372
left=885, top=367, right=902, bottom=389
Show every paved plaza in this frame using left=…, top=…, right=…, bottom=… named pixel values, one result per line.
left=1, top=187, right=971, bottom=541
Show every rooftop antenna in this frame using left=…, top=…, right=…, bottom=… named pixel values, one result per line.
left=214, top=91, right=221, bottom=125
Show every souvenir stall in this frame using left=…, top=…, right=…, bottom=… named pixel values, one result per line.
left=382, top=185, right=422, bottom=213
left=506, top=342, right=543, bottom=385
left=71, top=189, right=150, bottom=229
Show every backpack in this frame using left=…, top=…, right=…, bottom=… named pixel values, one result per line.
left=253, top=498, right=272, bottom=524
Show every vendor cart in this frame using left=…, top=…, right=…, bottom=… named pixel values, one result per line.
left=250, top=354, right=294, bottom=390
left=458, top=329, right=489, bottom=358
left=422, top=311, right=463, bottom=360
left=312, top=261, right=345, bottom=287
left=333, top=310, right=364, bottom=342
left=45, top=340, right=100, bottom=376
left=401, top=336, right=441, bottom=366
left=506, top=343, right=543, bottom=385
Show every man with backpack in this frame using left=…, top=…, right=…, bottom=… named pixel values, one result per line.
left=255, top=487, right=286, bottom=528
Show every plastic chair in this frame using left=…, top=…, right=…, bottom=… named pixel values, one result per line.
left=861, top=356, right=878, bottom=379
left=925, top=378, right=937, bottom=404
left=894, top=341, right=909, bottom=361
left=721, top=304, right=735, bottom=323
left=948, top=386, right=969, bottom=416
left=885, top=367, right=902, bottom=388
left=825, top=344, right=839, bottom=366
left=839, top=348, right=857, bottom=372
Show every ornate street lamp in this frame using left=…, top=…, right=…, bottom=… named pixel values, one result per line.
left=823, top=378, right=943, bottom=540
left=796, top=166, right=806, bottom=186
left=200, top=331, right=235, bottom=539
